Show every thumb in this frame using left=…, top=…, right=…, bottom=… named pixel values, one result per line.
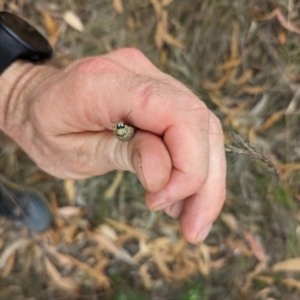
left=102, top=130, right=172, bottom=193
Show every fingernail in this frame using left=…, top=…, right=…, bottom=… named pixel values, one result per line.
left=133, top=151, right=148, bottom=191
left=196, top=223, right=213, bottom=243
left=165, top=201, right=184, bottom=218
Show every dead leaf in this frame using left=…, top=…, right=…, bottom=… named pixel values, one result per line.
left=241, top=262, right=267, bottom=293
left=66, top=255, right=110, bottom=288
left=161, top=0, right=174, bottom=7
left=63, top=11, right=84, bottom=32
left=41, top=11, right=60, bottom=47
left=255, top=275, right=274, bottom=285
left=97, top=224, right=118, bottom=241
left=243, top=231, right=267, bottom=263
left=0, top=239, right=4, bottom=251
left=63, top=223, right=78, bottom=244
left=230, top=21, right=240, bottom=60
left=88, top=231, right=132, bottom=263
left=43, top=243, right=73, bottom=267
left=150, top=0, right=163, bottom=17
left=49, top=191, right=58, bottom=212
left=271, top=157, right=300, bottom=180
left=236, top=69, right=254, bottom=85
left=197, top=243, right=211, bottom=276
left=219, top=58, right=241, bottom=71
left=254, top=287, right=273, bottom=299
left=0, top=238, right=31, bottom=269
left=64, top=180, right=76, bottom=205
left=273, top=258, right=300, bottom=272
left=153, top=8, right=184, bottom=49
left=281, top=277, right=300, bottom=289
left=276, top=9, right=300, bottom=35
left=57, top=206, right=84, bottom=219
left=210, top=258, right=226, bottom=270
left=44, top=257, right=77, bottom=291
left=226, top=238, right=253, bottom=257
left=140, top=263, right=153, bottom=289
left=278, top=29, right=287, bottom=44
left=257, top=110, right=284, bottom=132
left=220, top=213, right=238, bottom=232
left=105, top=218, right=149, bottom=240
left=104, top=171, right=124, bottom=200
left=236, top=84, right=268, bottom=96
left=132, top=239, right=151, bottom=263
left=202, top=70, right=233, bottom=91
left=113, top=0, right=124, bottom=14
left=2, top=251, right=16, bottom=277
left=152, top=244, right=172, bottom=278
left=252, top=8, right=278, bottom=21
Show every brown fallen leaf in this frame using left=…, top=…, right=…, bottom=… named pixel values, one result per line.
left=243, top=231, right=267, bottom=263
left=41, top=11, right=60, bottom=47
left=57, top=206, right=84, bottom=219
left=88, top=231, right=132, bottom=263
left=0, top=238, right=31, bottom=269
left=139, top=263, right=153, bottom=289
left=202, top=70, right=233, bottom=90
left=220, top=213, right=238, bottom=232
left=150, top=0, right=163, bottom=17
left=63, top=223, right=78, bottom=244
left=43, top=244, right=73, bottom=267
left=255, top=275, right=274, bottom=285
left=2, top=251, right=16, bottom=277
left=218, top=58, right=241, bottom=71
left=210, top=258, right=226, bottom=270
left=66, top=255, right=110, bottom=288
left=278, top=29, right=287, bottom=44
left=64, top=180, right=76, bottom=205
left=44, top=257, right=77, bottom=291
left=161, top=0, right=174, bottom=7
left=241, top=262, right=267, bottom=293
left=230, top=21, right=240, bottom=60
left=236, top=69, right=254, bottom=85
left=236, top=84, right=268, bottom=96
left=252, top=8, right=278, bottom=21
left=273, top=258, right=300, bottom=272
left=276, top=9, right=300, bottom=35
left=257, top=110, right=284, bottom=133
left=63, top=11, right=84, bottom=32
left=104, top=171, right=124, bottom=200
left=105, top=218, right=149, bottom=240
left=226, top=238, right=253, bottom=257
left=281, top=277, right=300, bottom=290
left=197, top=243, right=211, bottom=276
left=113, top=0, right=124, bottom=14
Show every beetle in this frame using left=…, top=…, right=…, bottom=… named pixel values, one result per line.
left=113, top=121, right=135, bottom=141
left=104, top=111, right=135, bottom=142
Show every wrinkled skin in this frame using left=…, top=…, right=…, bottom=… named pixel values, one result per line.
left=0, top=48, right=226, bottom=244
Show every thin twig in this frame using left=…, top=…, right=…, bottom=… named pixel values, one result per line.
left=225, top=131, right=279, bottom=178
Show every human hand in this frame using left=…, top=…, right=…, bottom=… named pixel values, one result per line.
left=0, top=48, right=226, bottom=243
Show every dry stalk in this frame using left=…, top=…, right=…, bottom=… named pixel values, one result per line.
left=224, top=132, right=279, bottom=178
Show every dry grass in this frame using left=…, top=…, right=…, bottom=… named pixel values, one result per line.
left=0, top=0, right=300, bottom=299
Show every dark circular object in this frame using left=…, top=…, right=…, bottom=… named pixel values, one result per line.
left=0, top=11, right=52, bottom=74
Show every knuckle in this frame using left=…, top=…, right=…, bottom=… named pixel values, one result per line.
left=189, top=100, right=210, bottom=123
left=112, top=47, right=150, bottom=64
left=74, top=56, right=120, bottom=75
left=129, top=76, right=159, bottom=107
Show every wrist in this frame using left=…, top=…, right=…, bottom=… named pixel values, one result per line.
left=0, top=61, right=58, bottom=140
